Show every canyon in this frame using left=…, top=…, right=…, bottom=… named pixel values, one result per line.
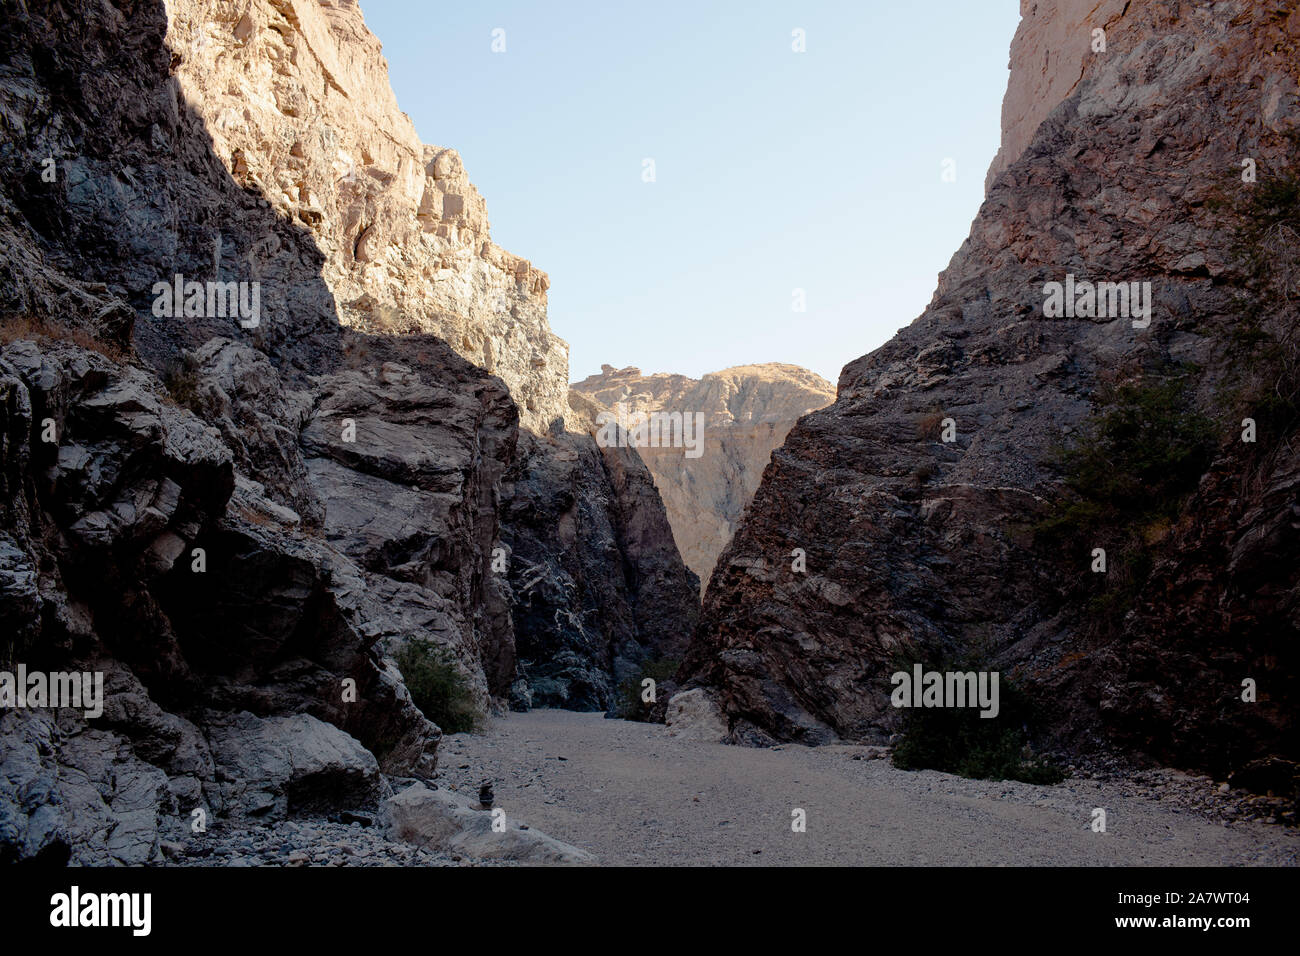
left=0, top=0, right=693, bottom=863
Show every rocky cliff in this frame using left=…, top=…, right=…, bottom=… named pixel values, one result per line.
left=0, top=0, right=695, bottom=863
left=571, top=363, right=835, bottom=589
left=684, top=0, right=1300, bottom=789
left=501, top=423, right=699, bottom=711
left=985, top=0, right=1131, bottom=192
left=166, top=0, right=567, bottom=432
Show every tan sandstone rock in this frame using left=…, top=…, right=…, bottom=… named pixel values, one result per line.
left=571, top=363, right=835, bottom=589
left=985, top=0, right=1131, bottom=192
left=165, top=0, right=569, bottom=431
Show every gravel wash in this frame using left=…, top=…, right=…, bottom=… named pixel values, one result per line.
left=436, top=710, right=1300, bottom=867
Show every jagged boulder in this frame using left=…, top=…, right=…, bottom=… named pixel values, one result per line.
left=0, top=709, right=171, bottom=866
left=205, top=712, right=386, bottom=821
left=188, top=338, right=321, bottom=525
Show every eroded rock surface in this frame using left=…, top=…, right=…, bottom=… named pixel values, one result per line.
left=380, top=783, right=593, bottom=865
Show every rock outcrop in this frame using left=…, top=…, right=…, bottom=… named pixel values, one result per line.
left=0, top=337, right=439, bottom=863
left=0, top=0, right=697, bottom=863
left=161, top=0, right=570, bottom=433
left=571, top=363, right=835, bottom=589
left=685, top=0, right=1300, bottom=780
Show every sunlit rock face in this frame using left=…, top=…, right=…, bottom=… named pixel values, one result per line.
left=984, top=0, right=1131, bottom=192
left=162, top=0, right=568, bottom=433
left=571, top=363, right=835, bottom=590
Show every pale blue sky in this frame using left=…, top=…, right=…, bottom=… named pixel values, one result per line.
left=362, top=0, right=1021, bottom=385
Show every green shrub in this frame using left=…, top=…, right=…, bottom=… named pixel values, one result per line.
left=393, top=640, right=481, bottom=734
left=612, top=656, right=680, bottom=721
left=1033, top=368, right=1214, bottom=635
left=890, top=662, right=1065, bottom=785
left=1043, top=369, right=1214, bottom=528
left=162, top=352, right=203, bottom=413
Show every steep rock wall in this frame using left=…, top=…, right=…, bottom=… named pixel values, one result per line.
left=985, top=0, right=1132, bottom=192
left=164, top=0, right=569, bottom=432
left=685, top=0, right=1300, bottom=780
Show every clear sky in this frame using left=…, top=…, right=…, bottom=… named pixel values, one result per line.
left=362, top=0, right=1021, bottom=385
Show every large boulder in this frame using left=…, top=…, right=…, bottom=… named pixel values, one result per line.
left=664, top=688, right=729, bottom=743
left=205, top=712, right=386, bottom=821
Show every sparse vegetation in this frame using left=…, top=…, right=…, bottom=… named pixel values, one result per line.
left=1029, top=141, right=1300, bottom=639
left=915, top=409, right=946, bottom=441
left=1033, top=366, right=1215, bottom=634
left=1037, top=368, right=1215, bottom=535
left=0, top=315, right=128, bottom=363
left=613, top=656, right=680, bottom=721
left=1215, top=136, right=1300, bottom=449
left=162, top=351, right=203, bottom=413
left=393, top=639, right=481, bottom=734
left=911, top=461, right=936, bottom=487
left=890, top=658, right=1066, bottom=785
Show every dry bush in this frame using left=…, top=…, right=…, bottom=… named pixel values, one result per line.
left=915, top=409, right=946, bottom=440
left=0, top=315, right=129, bottom=364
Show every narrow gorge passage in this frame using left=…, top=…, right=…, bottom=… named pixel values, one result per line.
left=439, top=712, right=1300, bottom=867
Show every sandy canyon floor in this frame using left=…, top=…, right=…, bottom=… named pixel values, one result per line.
left=438, top=710, right=1300, bottom=867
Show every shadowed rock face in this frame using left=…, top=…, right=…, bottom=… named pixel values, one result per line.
left=501, top=425, right=700, bottom=712
left=571, top=363, right=835, bottom=590
left=684, top=1, right=1300, bottom=773
left=0, top=0, right=697, bottom=862
left=0, top=338, right=441, bottom=862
